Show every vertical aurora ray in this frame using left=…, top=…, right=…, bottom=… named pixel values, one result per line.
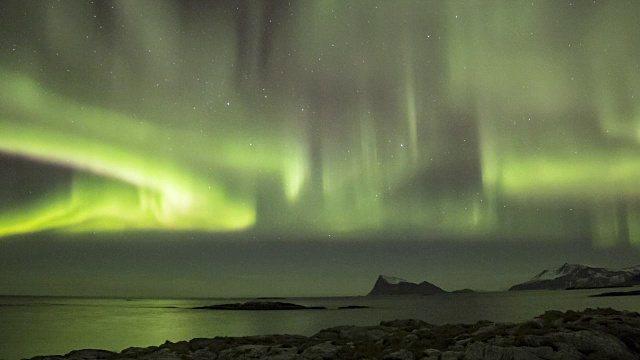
left=402, top=40, right=419, bottom=165
left=587, top=3, right=640, bottom=143
left=442, top=0, right=640, bottom=245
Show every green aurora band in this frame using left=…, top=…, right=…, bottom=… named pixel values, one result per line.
left=1, top=1, right=639, bottom=247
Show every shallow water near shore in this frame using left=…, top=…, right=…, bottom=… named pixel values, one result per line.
left=2, top=288, right=640, bottom=360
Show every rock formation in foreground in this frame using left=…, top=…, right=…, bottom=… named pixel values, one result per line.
left=509, top=263, right=640, bottom=291
left=29, top=308, right=640, bottom=360
left=368, top=275, right=447, bottom=296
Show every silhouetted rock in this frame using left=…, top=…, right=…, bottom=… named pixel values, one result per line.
left=591, top=289, right=640, bottom=297
left=451, top=288, right=475, bottom=294
left=367, top=275, right=447, bottom=296
left=626, top=272, right=640, bottom=285
left=218, top=344, right=298, bottom=360
left=299, top=341, right=340, bottom=359
left=337, top=305, right=369, bottom=309
left=509, top=263, right=640, bottom=290
left=193, top=301, right=326, bottom=310
left=383, top=348, right=414, bottom=360
left=26, top=308, right=640, bottom=360
left=380, top=319, right=428, bottom=330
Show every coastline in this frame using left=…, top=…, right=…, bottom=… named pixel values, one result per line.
left=28, top=308, right=640, bottom=360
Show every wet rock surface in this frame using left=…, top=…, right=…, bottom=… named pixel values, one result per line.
left=29, top=308, right=640, bottom=360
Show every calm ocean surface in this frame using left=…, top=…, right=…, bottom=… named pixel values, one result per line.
left=1, top=288, right=640, bottom=360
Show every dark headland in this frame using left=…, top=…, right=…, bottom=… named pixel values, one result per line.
left=368, top=275, right=447, bottom=296
left=28, top=308, right=640, bottom=360
left=590, top=290, right=640, bottom=297
left=510, top=263, right=640, bottom=291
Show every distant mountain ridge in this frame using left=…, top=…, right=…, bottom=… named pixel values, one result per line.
left=368, top=275, right=446, bottom=295
left=509, top=263, right=640, bottom=291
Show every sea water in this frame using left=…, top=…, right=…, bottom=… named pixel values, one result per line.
left=1, top=288, right=640, bottom=360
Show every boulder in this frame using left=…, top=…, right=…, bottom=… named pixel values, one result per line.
left=439, top=351, right=462, bottom=360
left=383, top=349, right=415, bottom=360
left=299, top=341, right=340, bottom=360
left=217, top=345, right=298, bottom=360
left=64, top=350, right=116, bottom=360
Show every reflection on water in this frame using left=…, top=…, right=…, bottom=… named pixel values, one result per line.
left=1, top=289, right=639, bottom=360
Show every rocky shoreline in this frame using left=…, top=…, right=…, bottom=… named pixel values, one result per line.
left=30, top=308, right=640, bottom=360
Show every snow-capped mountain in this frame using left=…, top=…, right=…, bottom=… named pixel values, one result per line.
left=379, top=275, right=407, bottom=285
left=367, top=275, right=447, bottom=295
left=509, top=263, right=640, bottom=291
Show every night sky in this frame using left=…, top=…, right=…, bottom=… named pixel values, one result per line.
left=1, top=0, right=640, bottom=297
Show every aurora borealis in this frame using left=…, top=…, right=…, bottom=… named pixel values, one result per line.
left=1, top=1, right=640, bottom=296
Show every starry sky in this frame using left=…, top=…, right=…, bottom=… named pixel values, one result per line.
left=1, top=0, right=640, bottom=297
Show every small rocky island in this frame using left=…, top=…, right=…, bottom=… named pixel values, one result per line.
left=28, top=308, right=640, bottom=360
left=193, top=301, right=368, bottom=311
left=193, top=301, right=326, bottom=310
left=591, top=290, right=640, bottom=297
